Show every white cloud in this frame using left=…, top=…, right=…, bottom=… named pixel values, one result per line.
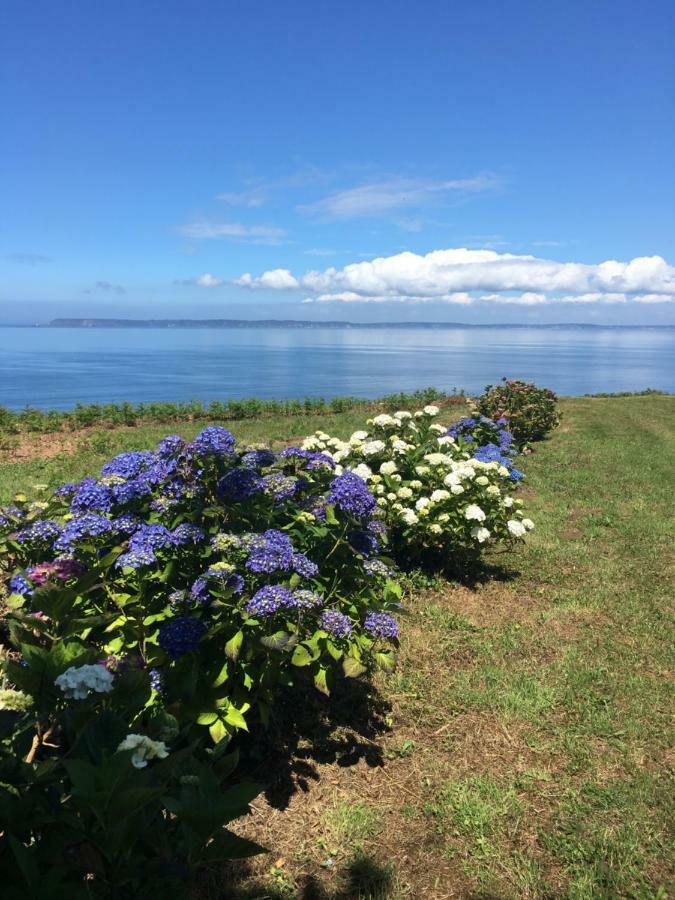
left=195, top=273, right=224, bottom=288
left=234, top=268, right=299, bottom=290
left=299, top=175, right=500, bottom=219
left=178, top=221, right=286, bottom=244
left=215, top=188, right=267, bottom=207
left=234, top=247, right=675, bottom=305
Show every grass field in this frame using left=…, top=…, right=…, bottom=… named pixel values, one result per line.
left=1, top=395, right=673, bottom=898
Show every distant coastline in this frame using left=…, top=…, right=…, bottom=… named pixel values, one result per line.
left=17, top=318, right=674, bottom=329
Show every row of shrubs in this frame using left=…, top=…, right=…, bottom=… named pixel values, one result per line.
left=0, top=388, right=461, bottom=435
left=0, top=379, right=559, bottom=896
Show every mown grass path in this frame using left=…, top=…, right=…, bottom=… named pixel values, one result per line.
left=2, top=396, right=673, bottom=898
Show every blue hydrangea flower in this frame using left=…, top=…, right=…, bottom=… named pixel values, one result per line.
left=111, top=514, right=143, bottom=535
left=245, top=584, right=296, bottom=617
left=71, top=479, right=114, bottom=513
left=348, top=529, right=378, bottom=558
left=149, top=668, right=163, bottom=692
left=54, top=514, right=114, bottom=552
left=278, top=447, right=336, bottom=470
left=217, top=467, right=263, bottom=501
left=111, top=477, right=153, bottom=504
left=320, top=609, right=353, bottom=639
left=363, top=558, right=396, bottom=579
left=293, top=589, right=323, bottom=609
left=292, top=552, right=319, bottom=577
left=261, top=472, right=301, bottom=502
left=115, top=548, right=157, bottom=569
left=17, top=519, right=62, bottom=546
left=245, top=530, right=295, bottom=574
left=241, top=448, right=276, bottom=468
left=157, top=434, right=185, bottom=458
left=205, top=566, right=245, bottom=595
left=158, top=616, right=208, bottom=658
left=172, top=523, right=205, bottom=545
left=327, top=472, right=376, bottom=518
left=472, top=444, right=524, bottom=481
left=128, top=524, right=174, bottom=553
left=188, top=426, right=236, bottom=458
left=364, top=612, right=399, bottom=639
left=9, top=573, right=33, bottom=596
left=168, top=589, right=187, bottom=610
left=102, top=450, right=156, bottom=480
left=190, top=577, right=209, bottom=602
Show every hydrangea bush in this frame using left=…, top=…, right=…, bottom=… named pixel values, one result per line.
left=476, top=378, right=560, bottom=446
left=301, top=407, right=534, bottom=567
left=0, top=426, right=401, bottom=892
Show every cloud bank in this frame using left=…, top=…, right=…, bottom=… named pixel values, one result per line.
left=178, top=221, right=286, bottom=244
left=233, top=248, right=675, bottom=305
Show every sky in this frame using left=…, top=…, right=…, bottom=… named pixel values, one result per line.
left=1, top=0, right=674, bottom=325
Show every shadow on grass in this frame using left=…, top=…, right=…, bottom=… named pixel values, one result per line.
left=237, top=671, right=391, bottom=812
left=399, top=551, right=520, bottom=590
left=213, top=852, right=394, bottom=899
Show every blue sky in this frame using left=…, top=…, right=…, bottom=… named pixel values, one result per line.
left=2, top=0, right=674, bottom=325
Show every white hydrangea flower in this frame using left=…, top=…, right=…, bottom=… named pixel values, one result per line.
left=476, top=476, right=489, bottom=486
left=444, top=472, right=462, bottom=487
left=334, top=465, right=344, bottom=475
left=375, top=484, right=386, bottom=494
left=391, top=439, right=411, bottom=454
left=361, top=440, right=386, bottom=457
left=410, top=480, right=423, bottom=489
left=351, top=463, right=373, bottom=480
left=522, top=518, right=535, bottom=530
left=414, top=411, right=424, bottom=418
left=507, top=519, right=527, bottom=537
left=415, top=497, right=431, bottom=511
left=394, top=410, right=412, bottom=419
left=117, top=733, right=169, bottom=769
left=486, top=485, right=501, bottom=497
left=464, top=504, right=486, bottom=522
left=415, top=465, right=430, bottom=476
left=436, top=436, right=455, bottom=446
left=430, top=424, right=446, bottom=434
left=397, top=487, right=413, bottom=499
left=430, top=524, right=443, bottom=534
left=430, top=489, right=450, bottom=502
left=503, top=496, right=514, bottom=507
left=349, top=430, right=369, bottom=445
left=424, top=453, right=451, bottom=466
left=450, top=484, right=465, bottom=495
left=437, top=513, right=450, bottom=523
left=55, top=664, right=114, bottom=700
left=498, top=465, right=510, bottom=477
left=423, top=405, right=440, bottom=416
left=400, top=508, right=419, bottom=525
left=372, top=414, right=398, bottom=427
left=377, top=497, right=388, bottom=507
left=471, top=527, right=491, bottom=543
left=386, top=492, right=398, bottom=501
left=380, top=461, right=398, bottom=475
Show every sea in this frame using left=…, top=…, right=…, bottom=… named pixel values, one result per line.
left=2, top=325, right=674, bottom=411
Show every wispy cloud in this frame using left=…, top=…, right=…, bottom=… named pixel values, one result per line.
left=84, top=280, right=126, bottom=295
left=6, top=252, right=52, bottom=265
left=174, top=273, right=224, bottom=288
left=234, top=247, right=675, bottom=305
left=215, top=188, right=267, bottom=207
left=178, top=221, right=287, bottom=244
left=298, top=174, right=501, bottom=219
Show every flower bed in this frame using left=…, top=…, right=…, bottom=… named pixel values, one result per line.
left=0, top=426, right=401, bottom=892
left=302, top=407, right=533, bottom=567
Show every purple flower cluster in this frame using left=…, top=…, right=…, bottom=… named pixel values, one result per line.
left=102, top=450, right=156, bottom=480
left=158, top=616, right=208, bottom=658
left=54, top=513, right=114, bottom=552
left=293, top=589, right=323, bottom=609
left=129, top=524, right=174, bottom=553
left=279, top=447, right=336, bottom=470
left=472, top=444, right=524, bottom=481
left=262, top=472, right=301, bottom=502
left=245, top=584, right=296, bottom=617
left=205, top=566, right=245, bottom=595
left=17, top=519, right=62, bottom=546
left=9, top=573, right=33, bottom=596
left=242, top=448, right=276, bottom=468
left=172, top=523, right=205, bottom=545
left=188, top=426, right=236, bottom=458
left=27, top=559, right=84, bottom=586
left=116, top=548, right=157, bottom=570
left=364, top=612, right=399, bottom=639
left=363, top=558, right=396, bottom=579
left=327, top=472, right=376, bottom=518
left=320, top=609, right=353, bottom=639
left=70, top=479, right=114, bottom=513
left=217, top=467, right=263, bottom=501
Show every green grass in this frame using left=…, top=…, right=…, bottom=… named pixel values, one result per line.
left=2, top=394, right=674, bottom=898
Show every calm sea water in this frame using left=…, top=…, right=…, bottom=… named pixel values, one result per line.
left=2, top=325, right=674, bottom=410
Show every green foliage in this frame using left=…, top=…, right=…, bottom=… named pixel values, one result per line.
left=0, top=387, right=459, bottom=436
left=476, top=377, right=561, bottom=445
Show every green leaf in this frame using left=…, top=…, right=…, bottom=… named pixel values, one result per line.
left=375, top=650, right=397, bottom=673
left=208, top=718, right=230, bottom=745
left=313, top=666, right=334, bottom=696
left=212, top=659, right=229, bottom=687
left=224, top=705, right=249, bottom=731
left=225, top=629, right=244, bottom=661
left=291, top=644, right=313, bottom=667
left=343, top=657, right=367, bottom=678
left=260, top=631, right=292, bottom=651
left=196, top=710, right=219, bottom=726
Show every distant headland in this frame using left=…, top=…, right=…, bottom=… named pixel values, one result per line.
left=38, top=318, right=660, bottom=330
